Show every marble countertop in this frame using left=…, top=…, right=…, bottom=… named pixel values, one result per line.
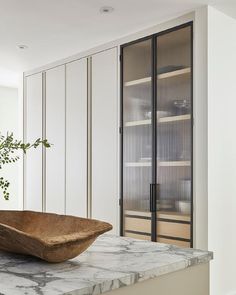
left=0, top=235, right=213, bottom=295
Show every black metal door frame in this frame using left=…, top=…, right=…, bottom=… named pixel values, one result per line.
left=120, top=21, right=193, bottom=246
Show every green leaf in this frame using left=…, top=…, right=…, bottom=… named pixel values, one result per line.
left=0, top=132, right=52, bottom=200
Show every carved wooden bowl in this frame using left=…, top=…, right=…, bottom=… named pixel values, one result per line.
left=0, top=210, right=112, bottom=262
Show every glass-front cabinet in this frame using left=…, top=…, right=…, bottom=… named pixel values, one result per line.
left=121, top=23, right=193, bottom=247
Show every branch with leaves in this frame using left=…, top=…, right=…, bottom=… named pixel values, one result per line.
left=0, top=133, right=51, bottom=200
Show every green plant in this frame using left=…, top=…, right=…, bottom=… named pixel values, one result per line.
left=0, top=133, right=51, bottom=200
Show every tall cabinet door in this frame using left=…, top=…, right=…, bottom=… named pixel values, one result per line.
left=25, top=73, right=43, bottom=211
left=45, top=65, right=65, bottom=214
left=91, top=48, right=118, bottom=233
left=121, top=23, right=193, bottom=246
left=66, top=59, right=87, bottom=217
left=155, top=25, right=193, bottom=248
left=121, top=38, right=153, bottom=241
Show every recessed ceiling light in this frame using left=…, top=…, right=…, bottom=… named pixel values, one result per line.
left=17, top=45, right=28, bottom=50
left=100, top=6, right=114, bottom=14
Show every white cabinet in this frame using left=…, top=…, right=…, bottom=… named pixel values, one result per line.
left=45, top=65, right=66, bottom=214
left=25, top=73, right=43, bottom=211
left=66, top=58, right=88, bottom=217
left=91, top=48, right=118, bottom=233
left=24, top=48, right=118, bottom=231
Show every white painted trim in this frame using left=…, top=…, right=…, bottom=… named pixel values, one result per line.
left=87, top=57, right=92, bottom=219
left=42, top=72, right=46, bottom=212
left=193, top=6, right=208, bottom=250
left=23, top=75, right=27, bottom=209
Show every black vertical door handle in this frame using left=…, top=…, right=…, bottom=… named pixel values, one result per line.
left=150, top=184, right=156, bottom=212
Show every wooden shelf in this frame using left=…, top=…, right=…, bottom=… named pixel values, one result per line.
left=124, top=67, right=191, bottom=87
left=125, top=210, right=151, bottom=218
left=125, top=119, right=151, bottom=127
left=158, top=114, right=191, bottom=123
left=157, top=211, right=191, bottom=222
left=157, top=67, right=191, bottom=80
left=125, top=161, right=190, bottom=167
left=125, top=210, right=190, bottom=222
left=158, top=161, right=191, bottom=167
left=124, top=210, right=191, bottom=245
left=124, top=115, right=190, bottom=127
left=125, top=162, right=151, bottom=167
left=124, top=77, right=151, bottom=87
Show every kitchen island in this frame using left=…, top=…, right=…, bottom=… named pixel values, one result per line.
left=0, top=235, right=212, bottom=295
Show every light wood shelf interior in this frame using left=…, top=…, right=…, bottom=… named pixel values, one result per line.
left=157, top=67, right=191, bottom=80
left=125, top=161, right=190, bottom=167
left=125, top=119, right=151, bottom=127
left=158, top=114, right=191, bottom=123
left=124, top=114, right=191, bottom=127
left=125, top=210, right=151, bottom=218
left=124, top=209, right=191, bottom=246
left=157, top=211, right=191, bottom=222
left=124, top=77, right=151, bottom=87
left=125, top=162, right=151, bottom=167
left=124, top=67, right=191, bottom=87
left=157, top=221, right=190, bottom=239
left=158, top=161, right=191, bottom=167
left=125, top=209, right=190, bottom=222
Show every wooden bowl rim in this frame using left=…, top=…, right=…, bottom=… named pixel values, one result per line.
left=0, top=210, right=112, bottom=248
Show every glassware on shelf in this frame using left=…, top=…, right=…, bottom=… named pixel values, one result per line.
left=173, top=99, right=191, bottom=115
left=144, top=111, right=152, bottom=119
left=175, top=200, right=191, bottom=214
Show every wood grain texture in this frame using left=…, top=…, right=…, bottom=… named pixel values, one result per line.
left=0, top=210, right=112, bottom=263
left=125, top=217, right=151, bottom=233
left=157, top=221, right=190, bottom=239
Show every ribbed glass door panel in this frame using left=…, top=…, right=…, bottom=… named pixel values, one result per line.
left=122, top=38, right=152, bottom=241
left=156, top=25, right=192, bottom=247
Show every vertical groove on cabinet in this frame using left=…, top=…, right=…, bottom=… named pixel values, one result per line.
left=64, top=65, right=67, bottom=215
left=42, top=72, right=46, bottom=212
left=87, top=57, right=92, bottom=218
left=23, top=76, right=27, bottom=210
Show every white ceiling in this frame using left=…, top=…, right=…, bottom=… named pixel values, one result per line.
left=0, top=0, right=235, bottom=87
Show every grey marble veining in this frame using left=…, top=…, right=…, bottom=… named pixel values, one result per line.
left=0, top=235, right=213, bottom=295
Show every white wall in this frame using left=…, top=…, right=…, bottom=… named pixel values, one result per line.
left=208, top=6, right=236, bottom=295
left=0, top=86, right=21, bottom=209
left=194, top=6, right=208, bottom=251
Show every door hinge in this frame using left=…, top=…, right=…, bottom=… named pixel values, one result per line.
left=119, top=126, right=123, bottom=134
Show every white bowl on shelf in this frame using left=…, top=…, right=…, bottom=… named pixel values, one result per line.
left=175, top=201, right=191, bottom=214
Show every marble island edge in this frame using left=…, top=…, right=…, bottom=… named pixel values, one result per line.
left=0, top=234, right=213, bottom=295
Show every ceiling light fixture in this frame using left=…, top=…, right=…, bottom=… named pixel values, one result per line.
left=100, top=6, right=114, bottom=14
left=17, top=45, right=28, bottom=50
